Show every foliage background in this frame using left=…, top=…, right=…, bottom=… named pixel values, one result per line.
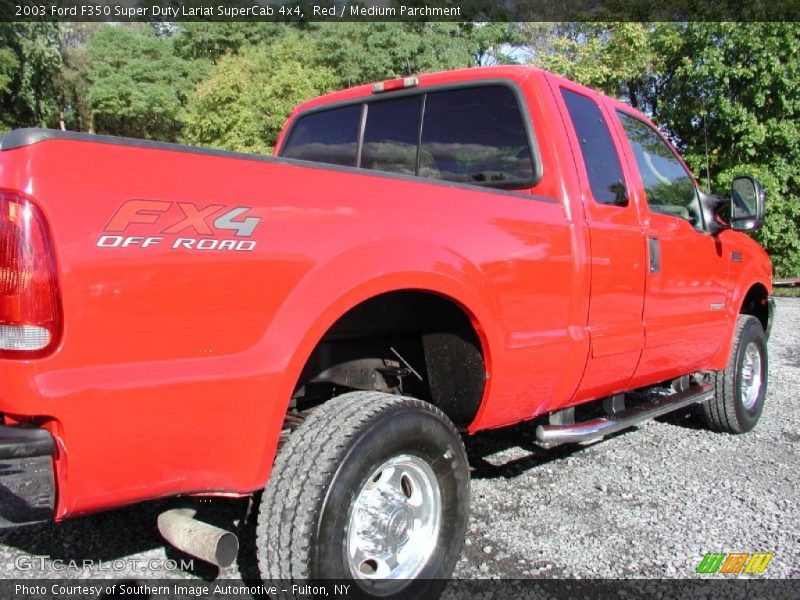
left=1, top=22, right=797, bottom=276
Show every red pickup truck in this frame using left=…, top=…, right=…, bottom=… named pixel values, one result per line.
left=0, top=66, right=773, bottom=593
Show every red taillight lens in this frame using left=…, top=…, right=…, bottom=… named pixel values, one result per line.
left=0, top=190, right=60, bottom=357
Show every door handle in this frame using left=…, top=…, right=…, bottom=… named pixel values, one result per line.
left=648, top=237, right=661, bottom=274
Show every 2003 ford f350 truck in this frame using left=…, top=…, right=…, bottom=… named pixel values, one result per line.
left=0, top=65, right=774, bottom=595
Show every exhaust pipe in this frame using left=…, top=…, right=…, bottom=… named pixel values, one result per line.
left=157, top=508, right=239, bottom=568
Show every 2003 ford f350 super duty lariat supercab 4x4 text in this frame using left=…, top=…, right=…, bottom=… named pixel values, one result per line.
left=0, top=66, right=774, bottom=595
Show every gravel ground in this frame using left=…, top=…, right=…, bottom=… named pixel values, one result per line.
left=1, top=298, right=797, bottom=584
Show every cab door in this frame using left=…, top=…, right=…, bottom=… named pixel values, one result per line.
left=548, top=77, right=647, bottom=401
left=612, top=110, right=730, bottom=385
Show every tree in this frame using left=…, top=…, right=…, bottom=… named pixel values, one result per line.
left=0, top=42, right=19, bottom=130
left=56, top=23, right=103, bottom=132
left=463, top=22, right=521, bottom=66
left=86, top=24, right=208, bottom=140
left=0, top=23, right=62, bottom=130
left=171, top=22, right=286, bottom=62
left=307, top=22, right=514, bottom=88
left=656, top=23, right=800, bottom=277
left=182, top=34, right=336, bottom=153
left=528, top=23, right=679, bottom=112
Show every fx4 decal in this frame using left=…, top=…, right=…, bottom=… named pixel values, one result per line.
left=97, top=200, right=262, bottom=251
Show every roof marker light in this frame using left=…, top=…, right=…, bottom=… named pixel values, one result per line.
left=372, top=77, right=419, bottom=94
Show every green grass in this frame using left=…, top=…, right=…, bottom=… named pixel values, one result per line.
left=772, top=287, right=800, bottom=297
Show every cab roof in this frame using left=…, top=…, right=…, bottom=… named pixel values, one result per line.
left=291, top=65, right=542, bottom=116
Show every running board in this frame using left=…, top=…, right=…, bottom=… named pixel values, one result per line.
left=535, top=383, right=715, bottom=445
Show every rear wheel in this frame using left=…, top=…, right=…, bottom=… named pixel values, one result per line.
left=703, top=315, right=768, bottom=433
left=257, top=391, right=470, bottom=598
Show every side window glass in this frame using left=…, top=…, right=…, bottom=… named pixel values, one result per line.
left=281, top=104, right=362, bottom=167
left=361, top=96, right=423, bottom=176
left=420, top=86, right=534, bottom=187
left=561, top=89, right=628, bottom=207
left=617, top=112, right=701, bottom=226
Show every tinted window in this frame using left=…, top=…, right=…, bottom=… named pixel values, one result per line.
left=282, top=105, right=361, bottom=167
left=420, top=86, right=534, bottom=186
left=618, top=112, right=701, bottom=226
left=561, top=89, right=627, bottom=206
left=361, top=96, right=423, bottom=176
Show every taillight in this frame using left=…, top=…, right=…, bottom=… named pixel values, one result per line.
left=0, top=190, right=60, bottom=357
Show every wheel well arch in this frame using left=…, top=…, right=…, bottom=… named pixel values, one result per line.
left=289, top=289, right=488, bottom=429
left=739, top=282, right=769, bottom=332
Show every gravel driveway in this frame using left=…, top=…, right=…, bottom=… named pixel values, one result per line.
left=1, top=298, right=797, bottom=584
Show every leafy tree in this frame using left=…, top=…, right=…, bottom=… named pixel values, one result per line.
left=86, top=24, right=208, bottom=140
left=0, top=39, right=17, bottom=96
left=0, top=23, right=62, bottom=129
left=0, top=43, right=19, bottom=130
left=182, top=34, right=336, bottom=153
left=56, top=23, right=104, bottom=132
left=172, top=22, right=286, bottom=62
left=529, top=23, right=679, bottom=112
left=460, top=22, right=521, bottom=66
left=655, top=23, right=800, bottom=277
left=307, top=22, right=514, bottom=88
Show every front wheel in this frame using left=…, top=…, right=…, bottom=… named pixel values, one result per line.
left=703, top=315, right=768, bottom=433
left=257, top=391, right=470, bottom=599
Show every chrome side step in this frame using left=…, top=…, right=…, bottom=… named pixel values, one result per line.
left=535, top=383, right=715, bottom=445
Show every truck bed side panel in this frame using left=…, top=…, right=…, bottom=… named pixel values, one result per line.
left=0, top=138, right=578, bottom=517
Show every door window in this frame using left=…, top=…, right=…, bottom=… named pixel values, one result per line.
left=617, top=112, right=703, bottom=227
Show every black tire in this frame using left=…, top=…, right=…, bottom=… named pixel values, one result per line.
left=703, top=315, right=768, bottom=433
left=256, top=391, right=470, bottom=599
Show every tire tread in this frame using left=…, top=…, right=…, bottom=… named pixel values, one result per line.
left=256, top=391, right=463, bottom=583
left=703, top=315, right=763, bottom=433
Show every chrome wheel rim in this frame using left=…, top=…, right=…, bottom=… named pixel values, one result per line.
left=740, top=342, right=762, bottom=410
left=346, top=454, right=441, bottom=592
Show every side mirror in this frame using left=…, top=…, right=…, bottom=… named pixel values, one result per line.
left=730, top=176, right=765, bottom=231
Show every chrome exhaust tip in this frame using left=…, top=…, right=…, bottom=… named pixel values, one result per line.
left=157, top=508, right=239, bottom=568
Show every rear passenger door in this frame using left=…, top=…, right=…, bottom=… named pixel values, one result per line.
left=613, top=110, right=729, bottom=383
left=552, top=79, right=647, bottom=398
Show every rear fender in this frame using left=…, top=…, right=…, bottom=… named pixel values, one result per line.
left=251, top=237, right=498, bottom=487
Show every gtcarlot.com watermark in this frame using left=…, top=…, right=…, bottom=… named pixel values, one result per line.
left=15, top=554, right=194, bottom=572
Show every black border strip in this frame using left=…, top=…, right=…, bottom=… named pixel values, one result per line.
left=0, top=578, right=795, bottom=598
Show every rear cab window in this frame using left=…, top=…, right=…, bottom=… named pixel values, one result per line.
left=280, top=83, right=537, bottom=190
left=281, top=104, right=362, bottom=167
left=419, top=86, right=534, bottom=186
left=361, top=95, right=423, bottom=176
